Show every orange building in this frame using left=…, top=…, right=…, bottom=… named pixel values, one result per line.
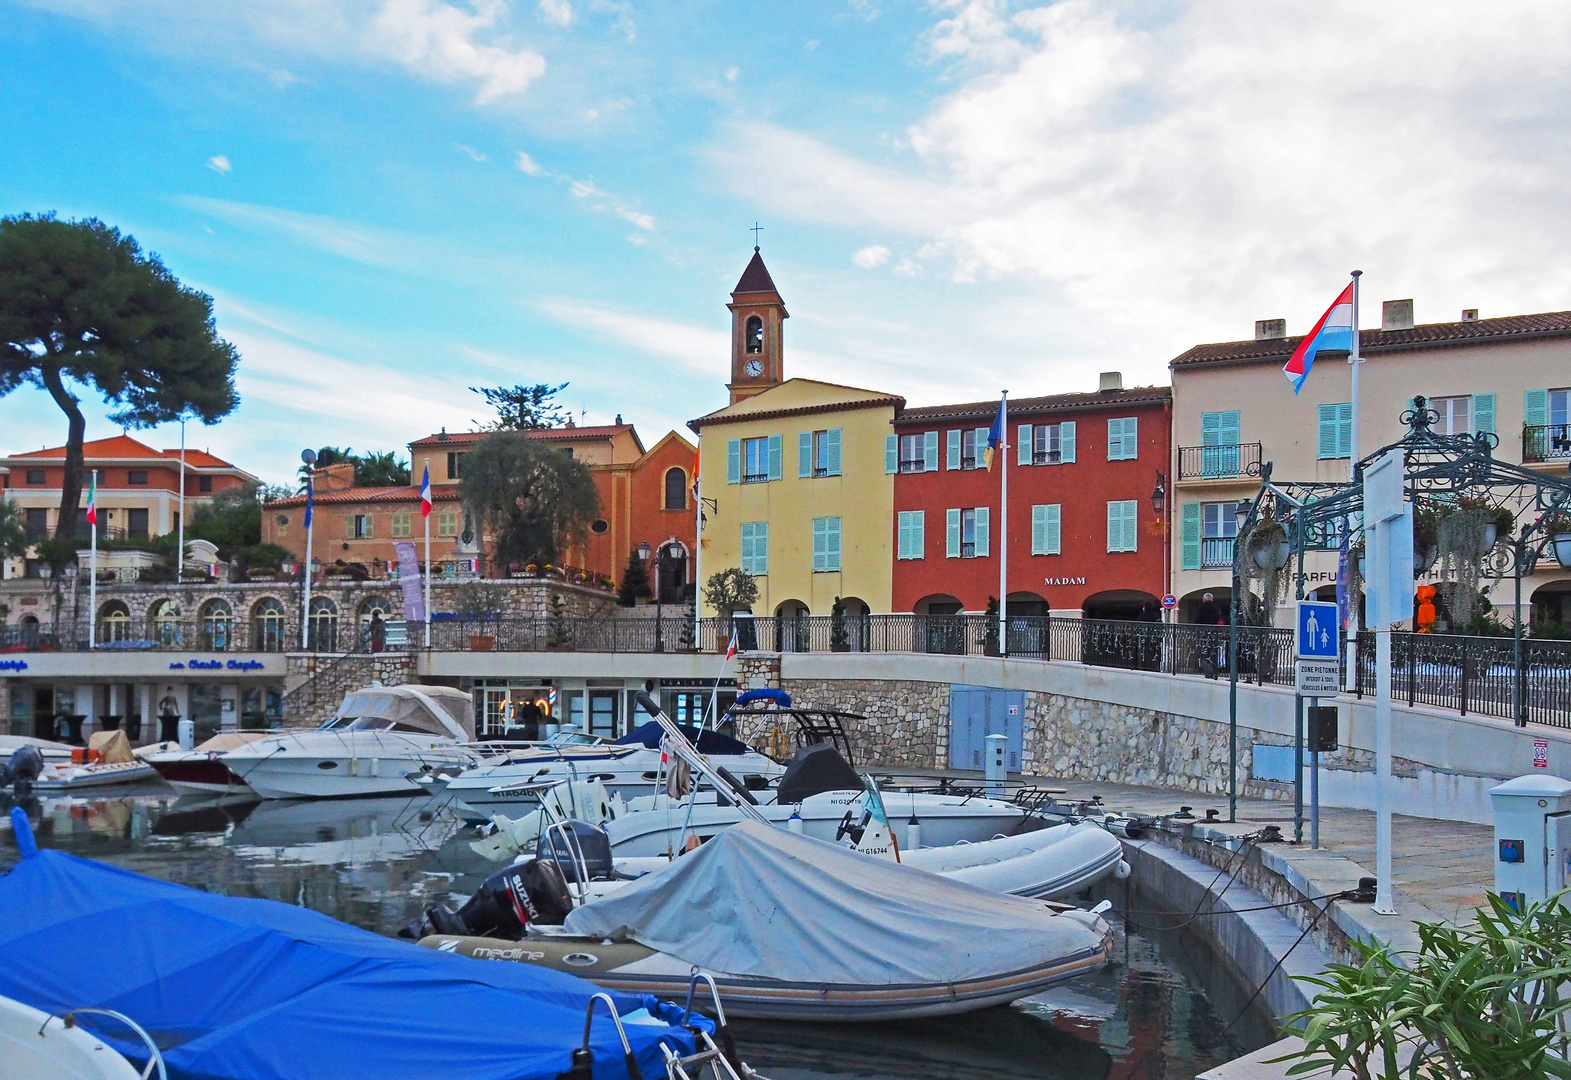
left=261, top=422, right=698, bottom=591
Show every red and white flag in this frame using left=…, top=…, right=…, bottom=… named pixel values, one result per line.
left=725, top=628, right=739, bottom=662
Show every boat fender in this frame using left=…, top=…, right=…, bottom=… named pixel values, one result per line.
left=786, top=810, right=803, bottom=834
left=1113, top=860, right=1131, bottom=881
left=905, top=816, right=921, bottom=851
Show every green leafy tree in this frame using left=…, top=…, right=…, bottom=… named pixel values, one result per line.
left=703, top=567, right=758, bottom=612
left=458, top=432, right=600, bottom=566
left=618, top=548, right=651, bottom=606
left=0, top=214, right=238, bottom=566
left=0, top=497, right=27, bottom=564
left=471, top=382, right=570, bottom=430
left=353, top=450, right=411, bottom=487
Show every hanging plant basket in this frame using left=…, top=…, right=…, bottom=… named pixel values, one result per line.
left=1554, top=533, right=1571, bottom=571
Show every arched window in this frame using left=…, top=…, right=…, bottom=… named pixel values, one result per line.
left=664, top=467, right=687, bottom=510
left=98, top=600, right=132, bottom=644
left=745, top=315, right=764, bottom=354
left=200, top=598, right=233, bottom=651
left=359, top=596, right=394, bottom=648
left=252, top=598, right=288, bottom=652
left=150, top=599, right=182, bottom=646
left=308, top=597, right=340, bottom=653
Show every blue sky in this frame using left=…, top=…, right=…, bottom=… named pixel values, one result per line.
left=4, top=0, right=1571, bottom=485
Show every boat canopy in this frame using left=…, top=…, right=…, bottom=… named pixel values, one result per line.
left=329, top=684, right=476, bottom=740
left=0, top=849, right=702, bottom=1080
left=563, top=820, right=1107, bottom=986
left=614, top=721, right=752, bottom=756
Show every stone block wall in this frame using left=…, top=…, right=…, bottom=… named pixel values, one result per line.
left=283, top=651, right=417, bottom=728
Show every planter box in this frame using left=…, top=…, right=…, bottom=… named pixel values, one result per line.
left=830, top=643, right=851, bottom=653
left=468, top=635, right=495, bottom=651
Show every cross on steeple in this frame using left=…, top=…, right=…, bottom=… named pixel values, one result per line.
left=750, top=222, right=763, bottom=250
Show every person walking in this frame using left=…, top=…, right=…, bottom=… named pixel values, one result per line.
left=1195, top=592, right=1225, bottom=625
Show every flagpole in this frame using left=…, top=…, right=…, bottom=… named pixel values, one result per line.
left=177, top=417, right=186, bottom=584
left=301, top=478, right=314, bottom=649
left=88, top=473, right=97, bottom=650
left=423, top=508, right=432, bottom=648
left=1344, top=270, right=1363, bottom=692
left=693, top=457, right=703, bottom=649
left=998, top=391, right=1008, bottom=655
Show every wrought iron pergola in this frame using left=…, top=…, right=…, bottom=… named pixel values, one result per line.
left=1223, top=396, right=1571, bottom=821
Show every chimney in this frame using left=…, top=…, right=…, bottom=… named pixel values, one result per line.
left=1254, top=318, right=1286, bottom=340
left=1382, top=299, right=1414, bottom=331
left=316, top=462, right=356, bottom=492
left=1098, top=371, right=1123, bottom=392
left=1461, top=308, right=1479, bottom=322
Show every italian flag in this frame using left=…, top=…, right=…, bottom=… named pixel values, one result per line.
left=84, top=472, right=98, bottom=527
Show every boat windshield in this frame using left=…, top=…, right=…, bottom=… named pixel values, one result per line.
left=544, top=731, right=602, bottom=747
left=320, top=716, right=440, bottom=735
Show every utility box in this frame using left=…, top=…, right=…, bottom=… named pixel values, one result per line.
left=1490, top=774, right=1571, bottom=911
left=984, top=733, right=1008, bottom=795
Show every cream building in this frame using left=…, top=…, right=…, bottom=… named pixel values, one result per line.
left=1168, top=301, right=1571, bottom=628
left=691, top=251, right=902, bottom=620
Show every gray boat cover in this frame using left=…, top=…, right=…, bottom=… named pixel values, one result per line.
left=562, top=820, right=1107, bottom=985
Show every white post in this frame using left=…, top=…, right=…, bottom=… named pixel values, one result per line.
left=998, top=391, right=1008, bottom=653
left=301, top=479, right=314, bottom=649
left=1375, top=621, right=1395, bottom=915
left=1344, top=270, right=1363, bottom=692
left=88, top=511, right=97, bottom=649
left=177, top=417, right=186, bottom=584
left=1362, top=447, right=1406, bottom=919
left=423, top=510, right=432, bottom=649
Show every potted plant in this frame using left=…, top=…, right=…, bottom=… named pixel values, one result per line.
left=1452, top=495, right=1513, bottom=555
left=453, top=580, right=506, bottom=650
left=1412, top=498, right=1442, bottom=576
left=1546, top=509, right=1571, bottom=570
left=830, top=597, right=851, bottom=652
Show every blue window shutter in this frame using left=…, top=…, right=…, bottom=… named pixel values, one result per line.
left=1017, top=424, right=1032, bottom=466
left=896, top=512, right=910, bottom=559
left=1338, top=402, right=1353, bottom=458
left=1124, top=501, right=1137, bottom=551
left=1472, top=393, right=1495, bottom=435
left=1181, top=502, right=1201, bottom=569
left=827, top=429, right=842, bottom=475
left=1221, top=410, right=1241, bottom=445
left=1106, top=502, right=1119, bottom=551
left=812, top=517, right=826, bottom=571
left=946, top=509, right=961, bottom=557
left=1060, top=421, right=1076, bottom=463
left=767, top=434, right=782, bottom=480
left=1526, top=389, right=1549, bottom=428
left=947, top=430, right=961, bottom=470
left=924, top=431, right=939, bottom=471
left=975, top=427, right=989, bottom=465
left=727, top=439, right=740, bottom=484
left=827, top=516, right=841, bottom=570
left=798, top=432, right=812, bottom=477
left=757, top=523, right=768, bottom=574
left=912, top=510, right=924, bottom=558
left=974, top=506, right=989, bottom=558
left=1201, top=411, right=1220, bottom=446
left=1106, top=419, right=1121, bottom=460
left=885, top=434, right=897, bottom=474
left=1045, top=504, right=1061, bottom=554
left=1317, top=405, right=1338, bottom=459
left=1031, top=504, right=1046, bottom=554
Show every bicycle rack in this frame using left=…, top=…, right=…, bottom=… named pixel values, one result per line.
left=46, top=1007, right=168, bottom=1080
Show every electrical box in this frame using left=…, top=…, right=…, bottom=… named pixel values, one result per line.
left=1308, top=706, right=1339, bottom=752
left=1490, top=774, right=1571, bottom=911
left=985, top=733, right=1008, bottom=795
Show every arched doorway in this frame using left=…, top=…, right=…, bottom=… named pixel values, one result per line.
left=834, top=596, right=871, bottom=651
left=774, top=599, right=809, bottom=652
left=1533, top=579, right=1571, bottom=633
left=1005, top=591, right=1050, bottom=654
left=1081, top=590, right=1162, bottom=670
left=1082, top=589, right=1161, bottom=622
left=1178, top=587, right=1233, bottom=625
left=655, top=539, right=688, bottom=605
left=913, top=593, right=965, bottom=654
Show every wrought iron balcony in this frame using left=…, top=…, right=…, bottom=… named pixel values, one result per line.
left=1201, top=536, right=1236, bottom=568
left=1524, top=424, right=1571, bottom=463
left=1177, top=442, right=1263, bottom=481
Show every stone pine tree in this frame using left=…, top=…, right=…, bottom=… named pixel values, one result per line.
left=0, top=214, right=239, bottom=568
left=617, top=548, right=651, bottom=607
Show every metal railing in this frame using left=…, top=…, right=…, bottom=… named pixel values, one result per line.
left=1201, top=536, right=1236, bottom=568
left=1177, top=442, right=1263, bottom=480
left=1354, top=631, right=1571, bottom=728
left=1524, top=423, right=1571, bottom=463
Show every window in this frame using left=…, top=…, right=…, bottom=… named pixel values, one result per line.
left=391, top=513, right=412, bottom=538
left=98, top=601, right=132, bottom=644
left=945, top=507, right=990, bottom=558
left=446, top=451, right=465, bottom=480
left=1107, top=417, right=1139, bottom=460
left=1526, top=389, right=1571, bottom=462
left=1317, top=402, right=1353, bottom=459
left=960, top=428, right=986, bottom=469
left=745, top=315, right=764, bottom=354
left=897, top=432, right=939, bottom=473
left=897, top=510, right=925, bottom=559
left=740, top=522, right=768, bottom=575
left=1431, top=395, right=1472, bottom=435
left=1199, top=410, right=1242, bottom=477
left=664, top=467, right=687, bottom=509
left=308, top=597, right=339, bottom=653
left=127, top=470, right=148, bottom=485
left=740, top=436, right=780, bottom=483
left=253, top=598, right=288, bottom=652
left=1200, top=501, right=1238, bottom=568
left=1107, top=500, right=1138, bottom=552
left=126, top=508, right=149, bottom=538
left=1030, top=504, right=1061, bottom=555
left=812, top=516, right=842, bottom=572
left=359, top=596, right=395, bottom=637
left=24, top=508, right=48, bottom=539
left=25, top=469, right=45, bottom=485
left=151, top=599, right=182, bottom=647
left=437, top=509, right=459, bottom=537
left=1017, top=422, right=1076, bottom=465
left=199, top=475, right=213, bottom=493
left=201, top=599, right=233, bottom=651
left=349, top=514, right=374, bottom=539
left=591, top=518, right=609, bottom=534
left=795, top=429, right=841, bottom=477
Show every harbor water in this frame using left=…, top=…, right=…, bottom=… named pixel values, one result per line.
left=0, top=787, right=1275, bottom=1080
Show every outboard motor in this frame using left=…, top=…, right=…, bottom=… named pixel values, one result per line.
left=537, top=820, right=614, bottom=884
left=0, top=745, right=45, bottom=796
left=400, top=858, right=571, bottom=941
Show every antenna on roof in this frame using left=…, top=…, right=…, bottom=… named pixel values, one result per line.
left=750, top=222, right=763, bottom=251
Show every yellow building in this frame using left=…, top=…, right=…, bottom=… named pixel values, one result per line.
left=691, top=251, right=903, bottom=619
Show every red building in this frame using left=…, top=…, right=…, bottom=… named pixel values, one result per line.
left=891, top=378, right=1172, bottom=619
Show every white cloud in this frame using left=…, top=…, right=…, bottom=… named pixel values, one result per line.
left=616, top=207, right=655, bottom=231
left=455, top=142, right=488, bottom=161
left=852, top=244, right=890, bottom=269
left=514, top=150, right=546, bottom=175
left=724, top=66, right=738, bottom=82
left=540, top=300, right=726, bottom=374
left=367, top=0, right=546, bottom=104
left=711, top=0, right=1571, bottom=370
left=206, top=155, right=232, bottom=174
left=537, top=0, right=573, bottom=27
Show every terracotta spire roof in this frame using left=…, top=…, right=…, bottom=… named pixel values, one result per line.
left=733, top=250, right=778, bottom=295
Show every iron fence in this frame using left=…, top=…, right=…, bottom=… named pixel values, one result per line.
left=1354, top=631, right=1571, bottom=728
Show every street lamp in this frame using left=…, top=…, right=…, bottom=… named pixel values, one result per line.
left=1150, top=472, right=1167, bottom=517
left=1151, top=472, right=1168, bottom=621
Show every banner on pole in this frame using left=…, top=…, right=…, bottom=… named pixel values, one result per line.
left=394, top=541, right=425, bottom=622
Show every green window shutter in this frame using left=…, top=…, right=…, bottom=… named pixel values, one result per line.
left=1526, top=388, right=1549, bottom=428
left=885, top=434, right=897, bottom=474
left=912, top=510, right=924, bottom=558
left=727, top=439, right=741, bottom=484
left=1060, top=421, right=1076, bottom=463
left=1338, top=402, right=1353, bottom=458
left=1106, top=502, right=1118, bottom=551
left=947, top=430, right=962, bottom=470
left=896, top=512, right=910, bottom=559
left=946, top=509, right=961, bottom=557
left=1221, top=410, right=1241, bottom=445
left=826, top=516, right=841, bottom=570
left=812, top=517, right=827, bottom=571
left=1472, top=393, right=1495, bottom=435
left=1017, top=424, right=1032, bottom=466
left=1125, top=501, right=1137, bottom=551
left=1201, top=412, right=1219, bottom=446
left=798, top=432, right=812, bottom=477
left=758, top=522, right=768, bottom=574
left=975, top=427, right=989, bottom=465
left=826, top=429, right=842, bottom=475
left=1108, top=501, right=1135, bottom=551
left=973, top=506, right=990, bottom=557
left=767, top=434, right=782, bottom=480
left=923, top=431, right=939, bottom=471
left=1045, top=503, right=1061, bottom=554
left=1180, top=502, right=1202, bottom=569
left=1317, top=405, right=1338, bottom=459
left=1031, top=504, right=1050, bottom=555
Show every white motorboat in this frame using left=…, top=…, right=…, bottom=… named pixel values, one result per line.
left=141, top=732, right=274, bottom=795
left=222, top=685, right=477, bottom=800
left=0, top=995, right=158, bottom=1080
left=442, top=721, right=784, bottom=812
left=31, top=731, right=158, bottom=792
left=0, top=734, right=73, bottom=764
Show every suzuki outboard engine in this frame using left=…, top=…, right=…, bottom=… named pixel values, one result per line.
left=400, top=858, right=571, bottom=941
left=0, top=745, right=45, bottom=796
left=536, top=820, right=614, bottom=883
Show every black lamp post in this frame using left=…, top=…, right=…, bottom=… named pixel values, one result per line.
left=639, top=540, right=670, bottom=653
left=1151, top=472, right=1168, bottom=621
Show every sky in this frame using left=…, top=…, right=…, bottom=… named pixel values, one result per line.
left=3, top=0, right=1571, bottom=487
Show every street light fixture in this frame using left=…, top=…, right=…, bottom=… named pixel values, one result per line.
left=1150, top=472, right=1167, bottom=517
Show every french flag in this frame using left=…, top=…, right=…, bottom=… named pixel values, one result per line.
left=1283, top=283, right=1355, bottom=394
left=419, top=464, right=432, bottom=518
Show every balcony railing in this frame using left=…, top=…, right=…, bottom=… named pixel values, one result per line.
left=1524, top=424, right=1571, bottom=463
left=1201, top=536, right=1236, bottom=569
left=1177, top=442, right=1263, bottom=480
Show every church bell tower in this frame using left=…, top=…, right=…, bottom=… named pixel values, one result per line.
left=726, top=248, right=787, bottom=405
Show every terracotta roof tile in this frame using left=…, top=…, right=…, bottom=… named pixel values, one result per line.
left=898, top=385, right=1171, bottom=425
left=8, top=435, right=246, bottom=473
left=265, top=484, right=462, bottom=508
left=733, top=251, right=778, bottom=295
left=1170, top=310, right=1571, bottom=368
left=409, top=425, right=633, bottom=448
